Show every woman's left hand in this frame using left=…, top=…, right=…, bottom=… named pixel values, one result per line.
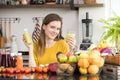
left=66, top=36, right=76, bottom=51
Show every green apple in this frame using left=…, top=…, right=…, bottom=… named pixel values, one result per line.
left=59, top=55, right=68, bottom=63
left=68, top=55, right=77, bottom=63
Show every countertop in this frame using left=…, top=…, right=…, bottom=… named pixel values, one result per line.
left=0, top=70, right=119, bottom=80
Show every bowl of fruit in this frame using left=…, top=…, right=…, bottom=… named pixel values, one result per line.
left=48, top=63, right=76, bottom=76
left=48, top=52, right=78, bottom=76
left=77, top=50, right=105, bottom=76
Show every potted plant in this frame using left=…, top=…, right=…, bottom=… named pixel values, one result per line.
left=99, top=13, right=120, bottom=52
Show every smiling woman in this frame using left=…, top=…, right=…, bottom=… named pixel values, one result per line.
left=23, top=13, right=72, bottom=67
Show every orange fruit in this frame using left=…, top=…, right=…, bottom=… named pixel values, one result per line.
left=79, top=53, right=89, bottom=59
left=88, top=65, right=99, bottom=75
left=89, top=50, right=101, bottom=65
left=90, top=50, right=100, bottom=56
left=78, top=58, right=89, bottom=68
left=98, top=57, right=104, bottom=67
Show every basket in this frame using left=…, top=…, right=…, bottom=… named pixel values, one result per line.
left=56, top=63, right=76, bottom=76
left=84, top=0, right=96, bottom=4
left=105, top=54, right=120, bottom=65
left=78, top=56, right=105, bottom=76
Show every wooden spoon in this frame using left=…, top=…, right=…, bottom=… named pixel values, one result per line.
left=7, top=19, right=12, bottom=44
left=0, top=21, right=5, bottom=48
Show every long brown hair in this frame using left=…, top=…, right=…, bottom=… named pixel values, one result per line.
left=38, top=13, right=63, bottom=56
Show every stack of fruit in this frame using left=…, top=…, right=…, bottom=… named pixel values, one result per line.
left=78, top=50, right=105, bottom=75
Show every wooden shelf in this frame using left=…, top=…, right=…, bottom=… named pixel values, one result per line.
left=74, top=3, right=104, bottom=7
left=0, top=4, right=70, bottom=8
left=0, top=3, right=104, bottom=10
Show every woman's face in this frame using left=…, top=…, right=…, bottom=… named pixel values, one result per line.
left=43, top=21, right=61, bottom=40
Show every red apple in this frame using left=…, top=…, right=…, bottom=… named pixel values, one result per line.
left=66, top=52, right=73, bottom=58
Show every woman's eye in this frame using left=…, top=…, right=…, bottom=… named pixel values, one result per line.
left=57, top=28, right=60, bottom=31
left=50, top=26, right=55, bottom=29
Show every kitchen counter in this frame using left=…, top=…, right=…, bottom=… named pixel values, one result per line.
left=0, top=70, right=119, bottom=80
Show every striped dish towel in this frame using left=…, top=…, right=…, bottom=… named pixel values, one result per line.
left=32, top=23, right=41, bottom=43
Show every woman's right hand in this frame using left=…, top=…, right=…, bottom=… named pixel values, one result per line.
left=23, top=34, right=33, bottom=49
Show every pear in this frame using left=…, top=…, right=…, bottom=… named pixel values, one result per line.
left=66, top=65, right=74, bottom=74
left=59, top=63, right=70, bottom=71
left=56, top=68, right=64, bottom=74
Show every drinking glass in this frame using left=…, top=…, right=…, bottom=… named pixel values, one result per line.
left=66, top=29, right=76, bottom=53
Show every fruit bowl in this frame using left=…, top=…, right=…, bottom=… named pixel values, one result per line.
left=56, top=63, right=76, bottom=76
left=77, top=52, right=106, bottom=76
left=78, top=56, right=105, bottom=76
left=48, top=63, right=76, bottom=76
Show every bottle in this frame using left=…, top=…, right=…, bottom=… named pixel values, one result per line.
left=11, top=35, right=18, bottom=54
left=16, top=53, right=23, bottom=69
left=10, top=53, right=16, bottom=68
left=23, top=28, right=32, bottom=45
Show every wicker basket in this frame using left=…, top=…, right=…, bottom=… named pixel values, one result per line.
left=84, top=0, right=96, bottom=4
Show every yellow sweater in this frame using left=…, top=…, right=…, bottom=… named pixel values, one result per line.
left=33, top=40, right=70, bottom=66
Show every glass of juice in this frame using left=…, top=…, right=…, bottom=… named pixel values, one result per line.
left=66, top=29, right=76, bottom=53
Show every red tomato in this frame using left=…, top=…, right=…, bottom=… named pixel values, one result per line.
left=15, top=69, right=21, bottom=73
left=9, top=68, right=15, bottom=74
left=31, top=67, right=35, bottom=72
left=2, top=68, right=7, bottom=73
left=25, top=68, right=31, bottom=73
left=36, top=67, right=43, bottom=72
left=20, top=67, right=25, bottom=73
left=43, top=67, right=48, bottom=73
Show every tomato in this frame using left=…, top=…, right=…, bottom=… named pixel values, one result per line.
left=35, top=66, right=43, bottom=72
left=9, top=68, right=15, bottom=74
left=6, top=68, right=10, bottom=73
left=25, top=68, right=31, bottom=73
left=43, top=67, right=48, bottom=73
left=20, top=68, right=25, bottom=73
left=2, top=68, right=7, bottom=73
left=31, top=67, right=35, bottom=72
left=15, top=68, right=21, bottom=73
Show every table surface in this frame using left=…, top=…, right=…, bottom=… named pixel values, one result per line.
left=0, top=71, right=118, bottom=80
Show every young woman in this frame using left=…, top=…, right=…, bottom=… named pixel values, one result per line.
left=23, top=13, right=75, bottom=67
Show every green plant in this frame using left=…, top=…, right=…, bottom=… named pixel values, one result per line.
left=99, top=13, right=120, bottom=52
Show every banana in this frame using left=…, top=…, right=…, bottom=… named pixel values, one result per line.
left=99, top=40, right=109, bottom=48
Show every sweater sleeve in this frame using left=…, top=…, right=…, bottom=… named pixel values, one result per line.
left=33, top=42, right=39, bottom=66
left=59, top=40, right=70, bottom=54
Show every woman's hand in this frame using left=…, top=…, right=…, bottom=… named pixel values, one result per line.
left=66, top=36, right=76, bottom=52
left=23, top=34, right=33, bottom=49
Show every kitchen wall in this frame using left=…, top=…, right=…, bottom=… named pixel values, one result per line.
left=0, top=0, right=107, bottom=51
